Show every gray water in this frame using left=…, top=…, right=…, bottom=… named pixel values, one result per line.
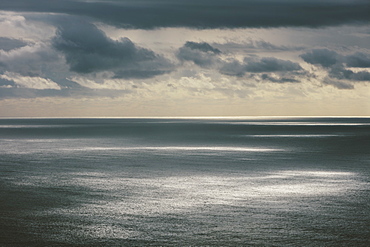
left=0, top=118, right=369, bottom=246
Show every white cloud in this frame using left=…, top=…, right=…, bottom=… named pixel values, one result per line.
left=177, top=74, right=216, bottom=90
left=1, top=72, right=61, bottom=90
left=0, top=43, right=62, bottom=76
left=0, top=11, right=55, bottom=42
left=70, top=76, right=135, bottom=90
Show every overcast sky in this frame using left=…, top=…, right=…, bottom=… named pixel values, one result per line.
left=0, top=0, right=369, bottom=117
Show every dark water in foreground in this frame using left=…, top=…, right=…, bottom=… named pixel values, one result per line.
left=0, top=117, right=369, bottom=246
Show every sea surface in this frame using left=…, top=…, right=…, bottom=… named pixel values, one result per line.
left=0, top=117, right=369, bottom=246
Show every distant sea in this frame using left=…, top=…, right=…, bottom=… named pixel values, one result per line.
left=1, top=117, right=369, bottom=246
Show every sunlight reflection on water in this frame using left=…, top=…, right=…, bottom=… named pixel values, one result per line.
left=21, top=169, right=366, bottom=243
left=1, top=118, right=369, bottom=246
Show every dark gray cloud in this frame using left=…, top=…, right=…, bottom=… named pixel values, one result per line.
left=220, top=57, right=302, bottom=77
left=301, top=49, right=370, bottom=70
left=323, top=78, right=354, bottom=90
left=1, top=0, right=370, bottom=29
left=249, top=40, right=303, bottom=51
left=218, top=60, right=246, bottom=77
left=0, top=37, right=27, bottom=51
left=177, top=42, right=304, bottom=82
left=345, top=52, right=370, bottom=68
left=215, top=41, right=304, bottom=52
left=300, top=49, right=370, bottom=88
left=260, top=74, right=300, bottom=83
left=348, top=71, right=370, bottom=81
left=177, top=42, right=303, bottom=78
left=52, top=18, right=174, bottom=79
left=177, top=42, right=221, bottom=68
left=300, top=49, right=339, bottom=68
left=330, top=66, right=370, bottom=81
left=243, top=57, right=302, bottom=73
left=183, top=42, right=221, bottom=54
left=0, top=77, right=15, bottom=87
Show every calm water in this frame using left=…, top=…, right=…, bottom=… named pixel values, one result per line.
left=0, top=118, right=369, bottom=246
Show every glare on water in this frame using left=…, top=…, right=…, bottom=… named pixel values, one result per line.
left=1, top=118, right=369, bottom=246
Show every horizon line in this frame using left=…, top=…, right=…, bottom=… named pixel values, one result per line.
left=0, top=116, right=369, bottom=120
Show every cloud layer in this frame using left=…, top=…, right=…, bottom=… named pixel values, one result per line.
left=0, top=6, right=370, bottom=117
left=1, top=0, right=370, bottom=29
left=177, top=41, right=303, bottom=83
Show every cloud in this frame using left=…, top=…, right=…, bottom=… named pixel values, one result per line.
left=0, top=72, right=61, bottom=90
left=215, top=41, right=304, bottom=52
left=345, top=52, right=370, bottom=68
left=0, top=43, right=61, bottom=77
left=177, top=42, right=303, bottom=79
left=0, top=86, right=74, bottom=99
left=219, top=57, right=302, bottom=77
left=0, top=76, right=15, bottom=87
left=0, top=37, right=27, bottom=51
left=243, top=57, right=302, bottom=73
left=1, top=0, right=370, bottom=29
left=300, top=49, right=370, bottom=72
left=52, top=18, right=174, bottom=79
left=69, top=77, right=135, bottom=90
left=183, top=42, right=221, bottom=54
left=177, top=41, right=221, bottom=68
left=218, top=60, right=246, bottom=77
left=260, top=74, right=300, bottom=83
left=248, top=40, right=303, bottom=51
left=0, top=12, right=56, bottom=42
left=0, top=75, right=127, bottom=99
left=330, top=66, right=370, bottom=81
left=300, top=49, right=370, bottom=88
left=0, top=10, right=368, bottom=103
left=300, top=49, right=370, bottom=80
left=323, top=78, right=354, bottom=89
left=300, top=49, right=339, bottom=68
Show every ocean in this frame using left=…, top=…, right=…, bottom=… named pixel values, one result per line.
left=0, top=117, right=369, bottom=246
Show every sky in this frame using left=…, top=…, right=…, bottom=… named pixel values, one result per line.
left=0, top=0, right=370, bottom=117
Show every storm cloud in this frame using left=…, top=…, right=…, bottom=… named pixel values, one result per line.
left=52, top=18, right=174, bottom=79
left=1, top=0, right=370, bottom=29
